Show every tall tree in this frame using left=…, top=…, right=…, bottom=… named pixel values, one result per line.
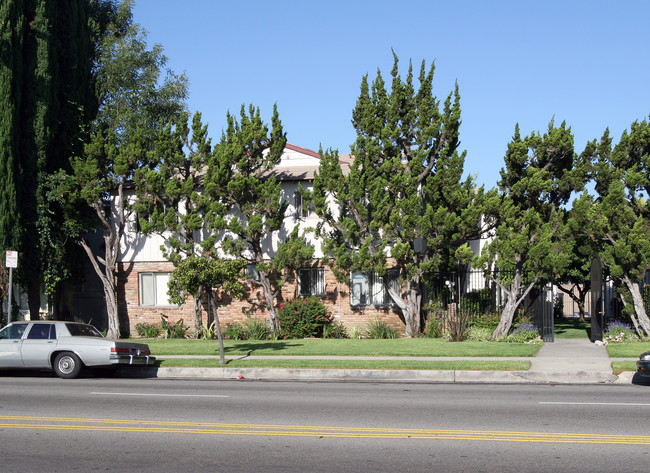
left=135, top=111, right=213, bottom=333
left=1, top=0, right=99, bottom=318
left=313, top=54, right=482, bottom=337
left=203, top=105, right=313, bottom=335
left=0, top=0, right=24, bottom=308
left=477, top=121, right=586, bottom=338
left=50, top=0, right=188, bottom=338
left=573, top=119, right=650, bottom=336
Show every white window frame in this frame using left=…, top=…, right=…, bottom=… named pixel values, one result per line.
left=139, top=272, right=174, bottom=306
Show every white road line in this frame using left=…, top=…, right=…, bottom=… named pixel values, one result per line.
left=540, top=401, right=650, bottom=407
left=91, top=392, right=229, bottom=398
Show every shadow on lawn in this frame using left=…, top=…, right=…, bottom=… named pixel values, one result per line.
left=554, top=317, right=591, bottom=339
left=223, top=341, right=301, bottom=356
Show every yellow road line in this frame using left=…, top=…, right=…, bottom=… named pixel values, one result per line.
left=0, top=416, right=646, bottom=445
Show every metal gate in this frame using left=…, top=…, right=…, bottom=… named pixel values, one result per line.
left=532, top=285, right=554, bottom=342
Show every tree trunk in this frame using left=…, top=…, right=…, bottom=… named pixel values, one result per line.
left=193, top=293, right=202, bottom=333
left=403, top=279, right=422, bottom=337
left=492, top=271, right=538, bottom=339
left=77, top=184, right=125, bottom=339
left=493, top=295, right=518, bottom=339
left=208, top=291, right=225, bottom=365
left=618, top=288, right=643, bottom=337
left=576, top=299, right=586, bottom=322
left=622, top=276, right=650, bottom=336
left=103, top=275, right=120, bottom=339
left=258, top=270, right=279, bottom=335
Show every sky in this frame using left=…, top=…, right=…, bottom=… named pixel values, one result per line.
left=132, top=0, right=650, bottom=189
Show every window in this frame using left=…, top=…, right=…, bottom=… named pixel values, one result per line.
left=350, top=269, right=399, bottom=307
left=0, top=323, right=28, bottom=340
left=294, top=191, right=309, bottom=218
left=298, top=268, right=325, bottom=297
left=26, top=323, right=55, bottom=340
left=66, top=323, right=103, bottom=337
left=139, top=272, right=173, bottom=306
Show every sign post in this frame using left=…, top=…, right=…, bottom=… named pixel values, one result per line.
left=5, top=251, right=17, bottom=324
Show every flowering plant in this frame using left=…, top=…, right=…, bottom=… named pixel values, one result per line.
left=277, top=297, right=333, bottom=339
left=505, top=322, right=541, bottom=343
left=603, top=320, right=638, bottom=344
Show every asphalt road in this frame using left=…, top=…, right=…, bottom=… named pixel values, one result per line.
left=1, top=375, right=649, bottom=472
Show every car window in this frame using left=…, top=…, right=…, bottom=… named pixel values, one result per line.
left=65, top=323, right=103, bottom=337
left=26, top=324, right=54, bottom=340
left=0, top=323, right=29, bottom=340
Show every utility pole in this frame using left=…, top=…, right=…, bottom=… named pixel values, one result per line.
left=5, top=251, right=17, bottom=324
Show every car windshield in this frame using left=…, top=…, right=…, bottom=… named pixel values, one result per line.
left=65, top=323, right=103, bottom=338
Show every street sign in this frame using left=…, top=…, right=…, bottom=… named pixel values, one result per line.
left=6, top=251, right=17, bottom=268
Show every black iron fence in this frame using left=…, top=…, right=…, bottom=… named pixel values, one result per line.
left=423, top=269, right=554, bottom=341
left=424, top=268, right=650, bottom=341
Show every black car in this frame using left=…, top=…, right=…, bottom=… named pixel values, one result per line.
left=636, top=351, right=650, bottom=377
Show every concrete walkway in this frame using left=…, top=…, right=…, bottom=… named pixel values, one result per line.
left=522, top=338, right=620, bottom=384
left=531, top=338, right=611, bottom=372
left=128, top=338, right=645, bottom=385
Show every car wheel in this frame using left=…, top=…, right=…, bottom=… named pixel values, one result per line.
left=53, top=352, right=83, bottom=379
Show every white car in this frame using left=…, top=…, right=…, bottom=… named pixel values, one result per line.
left=0, top=320, right=155, bottom=379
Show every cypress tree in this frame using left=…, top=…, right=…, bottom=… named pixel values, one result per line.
left=0, top=0, right=97, bottom=317
left=0, top=0, right=25, bottom=317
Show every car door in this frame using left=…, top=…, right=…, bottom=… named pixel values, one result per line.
left=0, top=323, right=29, bottom=367
left=20, top=323, right=57, bottom=367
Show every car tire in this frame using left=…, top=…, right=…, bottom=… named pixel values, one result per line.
left=53, top=352, right=83, bottom=379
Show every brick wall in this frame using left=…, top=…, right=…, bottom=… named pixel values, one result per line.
left=118, top=262, right=406, bottom=336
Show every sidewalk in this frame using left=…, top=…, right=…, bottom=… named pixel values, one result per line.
left=125, top=339, right=644, bottom=385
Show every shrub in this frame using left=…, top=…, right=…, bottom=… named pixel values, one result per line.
left=466, top=326, right=493, bottom=342
left=349, top=326, right=364, bottom=339
left=505, top=322, right=541, bottom=343
left=603, top=320, right=639, bottom=344
left=447, top=310, right=471, bottom=342
left=277, top=297, right=333, bottom=339
left=322, top=322, right=348, bottom=339
left=224, top=321, right=245, bottom=340
left=365, top=319, right=398, bottom=339
left=161, top=314, right=188, bottom=339
left=423, top=316, right=442, bottom=338
left=198, top=321, right=217, bottom=340
left=134, top=322, right=161, bottom=338
left=472, top=312, right=501, bottom=331
left=244, top=316, right=269, bottom=340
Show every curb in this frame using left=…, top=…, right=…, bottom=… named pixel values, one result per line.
left=119, top=366, right=637, bottom=385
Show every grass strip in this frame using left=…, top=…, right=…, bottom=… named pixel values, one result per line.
left=612, top=361, right=636, bottom=373
left=155, top=358, right=531, bottom=371
left=606, top=342, right=650, bottom=358
left=145, top=338, right=541, bottom=357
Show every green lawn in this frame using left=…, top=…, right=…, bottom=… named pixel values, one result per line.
left=611, top=361, right=637, bottom=373
left=155, top=357, right=531, bottom=371
left=554, top=318, right=591, bottom=339
left=606, top=341, right=650, bottom=357
left=145, top=338, right=541, bottom=357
